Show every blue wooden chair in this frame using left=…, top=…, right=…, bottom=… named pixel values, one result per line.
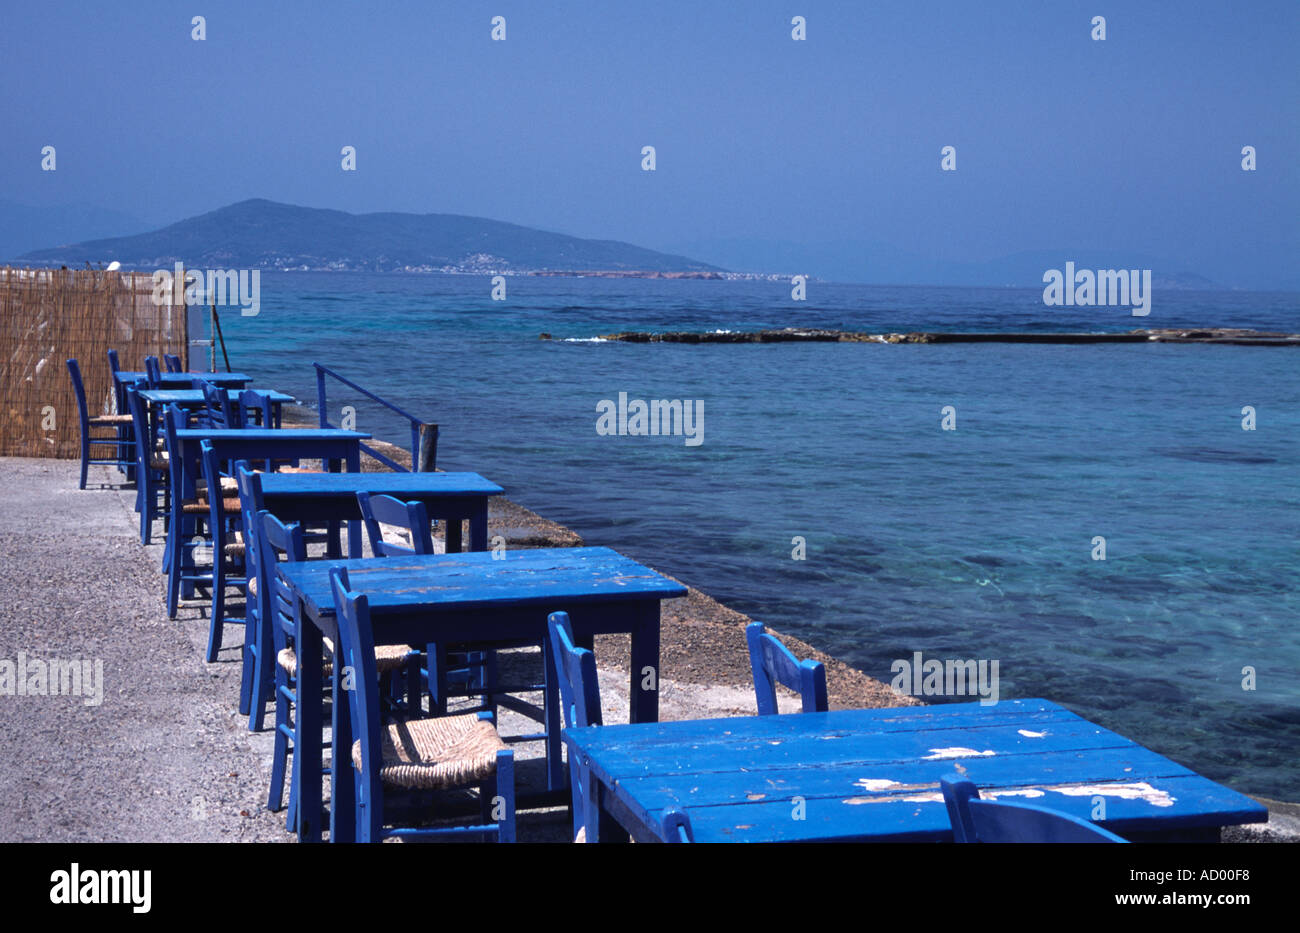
left=124, top=382, right=169, bottom=544
left=201, top=379, right=241, bottom=430
left=199, top=439, right=247, bottom=662
left=259, top=513, right=419, bottom=829
left=235, top=463, right=273, bottom=729
left=162, top=405, right=222, bottom=618
left=329, top=566, right=515, bottom=843
left=163, top=353, right=183, bottom=373
left=259, top=510, right=311, bottom=826
left=940, top=776, right=1128, bottom=843
left=662, top=808, right=694, bottom=843
left=745, top=622, right=828, bottom=715
left=65, top=358, right=135, bottom=489
left=143, top=355, right=162, bottom=389
left=106, top=348, right=124, bottom=418
left=547, top=611, right=604, bottom=841
left=238, top=388, right=272, bottom=427
left=356, top=492, right=502, bottom=717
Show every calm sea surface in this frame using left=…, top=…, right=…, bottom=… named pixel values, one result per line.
left=218, top=273, right=1299, bottom=799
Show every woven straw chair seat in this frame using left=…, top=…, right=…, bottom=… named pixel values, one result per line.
left=196, top=476, right=238, bottom=495
left=91, top=414, right=134, bottom=426
left=275, top=465, right=318, bottom=474
left=150, top=455, right=169, bottom=471
left=352, top=713, right=507, bottom=790
left=182, top=496, right=240, bottom=514
left=247, top=574, right=257, bottom=596
left=276, top=642, right=412, bottom=677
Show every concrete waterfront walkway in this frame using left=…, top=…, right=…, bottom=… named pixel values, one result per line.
left=0, top=457, right=588, bottom=841
left=0, top=457, right=288, bottom=841
left=0, top=456, right=824, bottom=842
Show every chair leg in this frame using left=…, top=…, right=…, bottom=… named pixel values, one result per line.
left=286, top=752, right=299, bottom=833
left=138, top=484, right=150, bottom=543
left=427, top=642, right=449, bottom=715
left=205, top=551, right=225, bottom=662
left=269, top=675, right=291, bottom=812
left=78, top=440, right=89, bottom=490
left=239, top=639, right=255, bottom=717
left=166, top=529, right=180, bottom=618
left=248, top=610, right=274, bottom=732
left=494, top=749, right=516, bottom=843
left=404, top=656, right=420, bottom=713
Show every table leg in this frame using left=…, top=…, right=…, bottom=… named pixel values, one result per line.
left=295, top=600, right=324, bottom=843
left=579, top=761, right=604, bottom=843
left=345, top=449, right=361, bottom=557
left=445, top=518, right=463, bottom=554
left=322, top=457, right=344, bottom=559
left=628, top=601, right=661, bottom=724
left=469, top=499, right=488, bottom=552
left=542, top=636, right=564, bottom=791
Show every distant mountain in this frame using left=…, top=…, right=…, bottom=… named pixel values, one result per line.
left=0, top=199, right=157, bottom=263
left=20, top=198, right=726, bottom=275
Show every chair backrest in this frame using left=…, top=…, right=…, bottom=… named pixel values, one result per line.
left=234, top=461, right=263, bottom=528
left=259, top=510, right=307, bottom=656
left=199, top=440, right=234, bottom=531
left=65, top=359, right=91, bottom=433
left=940, top=776, right=1127, bottom=843
left=235, top=463, right=268, bottom=623
left=356, top=492, right=434, bottom=556
left=662, top=809, right=694, bottom=843
left=123, top=381, right=154, bottom=472
left=546, top=611, right=602, bottom=729
left=161, top=404, right=187, bottom=492
left=160, top=402, right=193, bottom=496
left=144, top=355, right=162, bottom=389
left=164, top=353, right=183, bottom=373
left=238, top=388, right=272, bottom=428
left=106, top=348, right=121, bottom=376
left=329, top=566, right=385, bottom=810
left=745, top=622, right=828, bottom=715
left=202, top=380, right=241, bottom=429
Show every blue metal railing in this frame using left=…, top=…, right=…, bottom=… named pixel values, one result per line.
left=313, top=362, right=438, bottom=472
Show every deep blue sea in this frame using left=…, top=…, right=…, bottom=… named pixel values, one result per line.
left=218, top=273, right=1299, bottom=800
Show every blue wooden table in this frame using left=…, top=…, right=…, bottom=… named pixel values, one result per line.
left=114, top=374, right=256, bottom=473
left=563, top=698, right=1268, bottom=843
left=139, top=388, right=294, bottom=429
left=277, top=546, right=688, bottom=842
left=169, top=428, right=371, bottom=594
left=115, top=370, right=252, bottom=390
left=258, top=471, right=504, bottom=554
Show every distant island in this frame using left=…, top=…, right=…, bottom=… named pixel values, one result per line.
left=19, top=198, right=760, bottom=277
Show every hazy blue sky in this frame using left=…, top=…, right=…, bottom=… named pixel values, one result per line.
left=3, top=1, right=1297, bottom=286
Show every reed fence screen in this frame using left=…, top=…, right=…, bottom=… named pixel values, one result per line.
left=0, top=267, right=187, bottom=458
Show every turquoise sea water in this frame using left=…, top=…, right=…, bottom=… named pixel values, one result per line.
left=217, top=273, right=1299, bottom=799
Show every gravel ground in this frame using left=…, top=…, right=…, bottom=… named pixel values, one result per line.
left=0, top=458, right=286, bottom=842
left=1, top=452, right=1290, bottom=843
